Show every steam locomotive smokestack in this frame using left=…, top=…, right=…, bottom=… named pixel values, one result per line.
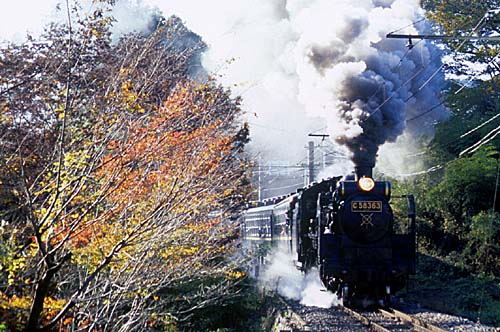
left=354, top=163, right=374, bottom=180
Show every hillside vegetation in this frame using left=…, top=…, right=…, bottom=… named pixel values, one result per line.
left=391, top=1, right=500, bottom=324
left=0, top=3, right=252, bottom=331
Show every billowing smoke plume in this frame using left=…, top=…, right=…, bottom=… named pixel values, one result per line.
left=3, top=0, right=447, bottom=173
left=288, top=0, right=446, bottom=167
left=142, top=0, right=447, bottom=170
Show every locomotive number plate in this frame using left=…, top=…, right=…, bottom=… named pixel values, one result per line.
left=351, top=201, right=382, bottom=212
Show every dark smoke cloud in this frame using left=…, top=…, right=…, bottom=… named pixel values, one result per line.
left=90, top=0, right=448, bottom=173
left=299, top=0, right=446, bottom=167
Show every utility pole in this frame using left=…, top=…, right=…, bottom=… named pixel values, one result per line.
left=308, top=141, right=315, bottom=184
left=308, top=133, right=330, bottom=181
left=257, top=158, right=262, bottom=201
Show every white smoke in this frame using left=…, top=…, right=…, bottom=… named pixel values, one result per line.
left=376, top=132, right=427, bottom=178
left=141, top=0, right=447, bottom=172
left=0, top=1, right=60, bottom=42
left=259, top=248, right=339, bottom=308
left=3, top=0, right=448, bottom=175
left=317, top=162, right=354, bottom=182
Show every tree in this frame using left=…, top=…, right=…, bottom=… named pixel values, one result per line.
left=0, top=2, right=249, bottom=331
left=422, top=0, right=500, bottom=78
left=421, top=147, right=499, bottom=254
left=421, top=1, right=500, bottom=162
left=430, top=79, right=500, bottom=159
left=464, top=210, right=500, bottom=276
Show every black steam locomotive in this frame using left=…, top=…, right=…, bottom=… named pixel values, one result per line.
left=240, top=165, right=416, bottom=307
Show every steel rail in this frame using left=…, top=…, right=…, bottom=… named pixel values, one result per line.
left=342, top=306, right=392, bottom=332
left=379, top=308, right=447, bottom=332
left=274, top=296, right=311, bottom=332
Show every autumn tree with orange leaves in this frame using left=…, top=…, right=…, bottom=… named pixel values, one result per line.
left=0, top=2, right=250, bottom=331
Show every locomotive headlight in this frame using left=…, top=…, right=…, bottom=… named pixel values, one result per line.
left=358, top=176, right=375, bottom=192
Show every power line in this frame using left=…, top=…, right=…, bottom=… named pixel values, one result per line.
left=387, top=34, right=500, bottom=42
left=459, top=125, right=500, bottom=156
left=387, top=17, right=427, bottom=35
left=249, top=165, right=305, bottom=169
left=460, top=112, right=500, bottom=138
left=382, top=10, right=494, bottom=122
left=406, top=101, right=445, bottom=121
left=383, top=11, right=500, bottom=176
left=261, top=182, right=304, bottom=192
left=395, top=164, right=445, bottom=177
left=408, top=44, right=500, bottom=123
left=246, top=122, right=296, bottom=133
left=365, top=37, right=433, bottom=120
left=407, top=51, right=500, bottom=122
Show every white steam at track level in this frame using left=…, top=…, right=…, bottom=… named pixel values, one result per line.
left=259, top=249, right=338, bottom=308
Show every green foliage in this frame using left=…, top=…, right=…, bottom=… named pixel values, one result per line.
left=393, top=148, right=500, bottom=276
left=385, top=181, right=414, bottom=234
left=0, top=227, right=25, bottom=287
left=431, top=80, right=500, bottom=158
left=418, top=147, right=499, bottom=253
left=402, top=254, right=500, bottom=326
left=423, top=0, right=499, bottom=37
left=406, top=2, right=500, bottom=323
left=422, top=0, right=500, bottom=77
left=463, top=211, right=500, bottom=275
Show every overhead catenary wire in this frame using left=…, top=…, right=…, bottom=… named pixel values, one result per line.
left=459, top=124, right=500, bottom=156
left=379, top=10, right=500, bottom=177
left=395, top=164, right=445, bottom=177
left=261, top=182, right=304, bottom=192
left=460, top=112, right=500, bottom=138
left=249, top=165, right=306, bottom=169
left=401, top=121, right=500, bottom=177
left=386, top=17, right=427, bottom=36
left=246, top=122, right=297, bottom=134
left=368, top=9, right=493, bottom=122
left=443, top=54, right=500, bottom=155
left=407, top=51, right=500, bottom=122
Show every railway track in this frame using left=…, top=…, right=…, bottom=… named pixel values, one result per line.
left=273, top=296, right=310, bottom=331
left=342, top=306, right=447, bottom=332
left=273, top=295, right=448, bottom=332
left=273, top=296, right=367, bottom=332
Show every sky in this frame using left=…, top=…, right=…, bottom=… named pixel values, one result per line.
left=0, top=1, right=59, bottom=42
left=0, top=0, right=448, bottom=177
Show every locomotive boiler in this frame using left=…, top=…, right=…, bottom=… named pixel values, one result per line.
left=240, top=164, right=416, bottom=307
